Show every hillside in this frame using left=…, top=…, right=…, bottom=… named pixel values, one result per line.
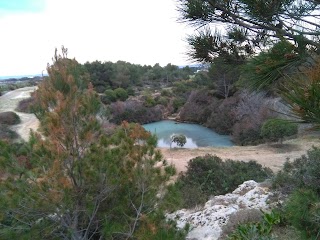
left=1, top=86, right=319, bottom=174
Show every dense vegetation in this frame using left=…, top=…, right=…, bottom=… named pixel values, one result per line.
left=0, top=50, right=188, bottom=239
left=164, top=155, right=273, bottom=209
left=225, top=148, right=320, bottom=239
left=0, top=112, right=21, bottom=141
left=84, top=60, right=196, bottom=93
left=261, top=119, right=298, bottom=144
left=0, top=1, right=320, bottom=239
left=176, top=1, right=320, bottom=239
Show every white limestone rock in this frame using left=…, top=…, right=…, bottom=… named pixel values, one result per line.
left=166, top=180, right=274, bottom=240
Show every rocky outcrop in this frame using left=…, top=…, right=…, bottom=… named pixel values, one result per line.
left=166, top=180, right=277, bottom=240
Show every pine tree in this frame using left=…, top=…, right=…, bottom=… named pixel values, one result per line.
left=0, top=48, right=176, bottom=239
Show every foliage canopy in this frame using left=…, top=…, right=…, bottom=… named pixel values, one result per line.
left=260, top=118, right=298, bottom=143
left=0, top=48, right=180, bottom=239
left=179, top=0, right=320, bottom=63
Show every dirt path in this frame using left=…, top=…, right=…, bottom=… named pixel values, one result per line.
left=160, top=136, right=320, bottom=173
left=0, top=86, right=39, bottom=141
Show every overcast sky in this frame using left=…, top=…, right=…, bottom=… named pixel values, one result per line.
left=0, top=0, right=194, bottom=77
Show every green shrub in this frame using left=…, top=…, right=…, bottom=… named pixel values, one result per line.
left=228, top=224, right=272, bottom=240
left=272, top=147, right=320, bottom=194
left=172, top=98, right=185, bottom=112
left=126, top=87, right=135, bottom=96
left=144, top=95, right=156, bottom=107
left=161, top=89, right=172, bottom=97
left=272, top=148, right=320, bottom=239
left=104, top=89, right=117, bottom=103
left=114, top=87, right=128, bottom=101
left=0, top=111, right=21, bottom=125
left=0, top=125, right=19, bottom=141
left=261, top=119, right=298, bottom=144
left=174, top=155, right=273, bottom=208
left=156, top=96, right=169, bottom=106
left=163, top=179, right=207, bottom=210
left=160, top=183, right=184, bottom=212
left=285, top=189, right=320, bottom=239
left=233, top=127, right=264, bottom=146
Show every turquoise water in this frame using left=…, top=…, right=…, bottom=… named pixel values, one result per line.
left=143, top=120, right=233, bottom=148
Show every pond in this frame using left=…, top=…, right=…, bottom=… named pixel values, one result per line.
left=143, top=120, right=234, bottom=148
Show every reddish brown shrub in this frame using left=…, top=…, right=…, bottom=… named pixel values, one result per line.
left=205, top=94, right=240, bottom=134
left=16, top=97, right=35, bottom=113
left=109, top=100, right=164, bottom=124
left=179, top=90, right=219, bottom=123
left=232, top=91, right=277, bottom=145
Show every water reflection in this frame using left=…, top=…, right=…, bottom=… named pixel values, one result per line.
left=143, top=120, right=233, bottom=148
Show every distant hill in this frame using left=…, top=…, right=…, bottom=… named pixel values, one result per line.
left=0, top=74, right=46, bottom=81
left=178, top=64, right=205, bottom=69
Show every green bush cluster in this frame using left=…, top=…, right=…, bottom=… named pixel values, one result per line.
left=143, top=95, right=156, bottom=107
left=102, top=88, right=129, bottom=104
left=273, top=147, right=320, bottom=193
left=165, top=155, right=273, bottom=209
left=161, top=89, right=172, bottom=97
left=172, top=98, right=186, bottom=112
left=103, top=89, right=117, bottom=103
left=0, top=125, right=19, bottom=141
left=261, top=118, right=298, bottom=144
left=272, top=147, right=320, bottom=239
left=114, top=87, right=128, bottom=101
left=126, top=87, right=135, bottom=96
left=285, top=189, right=320, bottom=239
left=227, top=148, right=320, bottom=240
left=156, top=96, right=169, bottom=106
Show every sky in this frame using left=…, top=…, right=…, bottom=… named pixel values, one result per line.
left=0, top=0, right=194, bottom=77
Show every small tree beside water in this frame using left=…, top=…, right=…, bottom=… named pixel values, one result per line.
left=171, top=134, right=187, bottom=148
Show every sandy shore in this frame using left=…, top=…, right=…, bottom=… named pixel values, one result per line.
left=159, top=136, right=320, bottom=173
